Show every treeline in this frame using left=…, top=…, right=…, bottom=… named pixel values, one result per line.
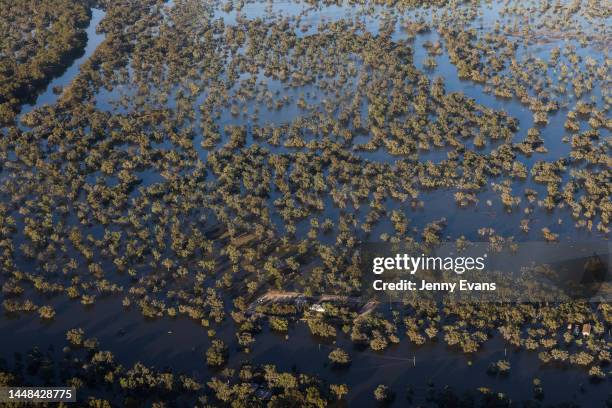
left=0, top=0, right=92, bottom=124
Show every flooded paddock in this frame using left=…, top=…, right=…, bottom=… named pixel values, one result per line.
left=0, top=0, right=610, bottom=405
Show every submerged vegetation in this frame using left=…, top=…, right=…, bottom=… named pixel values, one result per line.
left=0, top=0, right=92, bottom=124
left=0, top=0, right=610, bottom=405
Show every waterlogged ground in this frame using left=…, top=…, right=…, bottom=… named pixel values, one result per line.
left=2, top=295, right=611, bottom=406
left=0, top=0, right=610, bottom=406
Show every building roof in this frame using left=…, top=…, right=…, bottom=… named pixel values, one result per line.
left=310, top=303, right=325, bottom=312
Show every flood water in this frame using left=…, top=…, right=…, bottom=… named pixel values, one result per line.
left=18, top=8, right=107, bottom=117
left=2, top=293, right=609, bottom=406
left=1, top=0, right=610, bottom=406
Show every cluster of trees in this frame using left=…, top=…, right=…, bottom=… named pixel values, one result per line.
left=1, top=332, right=539, bottom=407
left=328, top=348, right=351, bottom=367
left=0, top=0, right=91, bottom=124
left=1, top=0, right=607, bottom=321
left=0, top=0, right=609, bottom=404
